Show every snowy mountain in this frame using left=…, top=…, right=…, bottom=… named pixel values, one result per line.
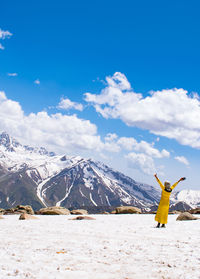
left=0, top=132, right=198, bottom=212
left=171, top=190, right=200, bottom=209
left=0, top=132, right=162, bottom=211
left=0, top=131, right=55, bottom=156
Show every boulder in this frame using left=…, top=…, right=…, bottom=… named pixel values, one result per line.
left=19, top=213, right=39, bottom=220
left=0, top=215, right=4, bottom=219
left=70, top=209, right=88, bottom=215
left=4, top=208, right=16, bottom=215
left=0, top=208, right=5, bottom=214
left=37, top=206, right=70, bottom=215
left=70, top=216, right=96, bottom=220
left=16, top=205, right=34, bottom=215
left=115, top=206, right=141, bottom=214
left=176, top=212, right=199, bottom=221
left=4, top=205, right=34, bottom=215
left=189, top=208, right=200, bottom=214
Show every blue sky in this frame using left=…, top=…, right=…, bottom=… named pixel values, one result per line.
left=0, top=0, right=200, bottom=189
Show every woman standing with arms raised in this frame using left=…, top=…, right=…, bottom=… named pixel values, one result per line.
left=154, top=174, right=186, bottom=228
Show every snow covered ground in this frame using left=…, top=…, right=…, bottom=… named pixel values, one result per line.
left=0, top=214, right=199, bottom=279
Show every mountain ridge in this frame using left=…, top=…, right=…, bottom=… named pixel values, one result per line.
left=0, top=132, right=199, bottom=211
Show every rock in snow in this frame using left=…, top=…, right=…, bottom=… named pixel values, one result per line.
left=70, top=209, right=88, bottom=215
left=19, top=213, right=38, bottom=220
left=189, top=207, right=200, bottom=214
left=176, top=212, right=199, bottom=221
left=70, top=216, right=96, bottom=220
left=36, top=206, right=71, bottom=215
left=3, top=205, right=34, bottom=215
left=115, top=206, right=141, bottom=214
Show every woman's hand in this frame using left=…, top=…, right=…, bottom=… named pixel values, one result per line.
left=179, top=177, right=186, bottom=182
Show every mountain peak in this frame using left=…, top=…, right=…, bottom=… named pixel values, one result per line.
left=0, top=131, right=55, bottom=156
left=0, top=131, right=21, bottom=151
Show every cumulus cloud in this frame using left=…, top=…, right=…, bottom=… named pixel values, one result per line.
left=0, top=91, right=171, bottom=177
left=133, top=141, right=170, bottom=158
left=102, top=133, right=169, bottom=174
left=8, top=73, right=18, bottom=77
left=0, top=28, right=12, bottom=50
left=103, top=133, right=134, bottom=152
left=0, top=29, right=12, bottom=39
left=106, top=72, right=131, bottom=91
left=103, top=133, right=170, bottom=158
left=85, top=72, right=200, bottom=149
left=34, top=79, right=40, bottom=85
left=104, top=133, right=118, bottom=142
left=0, top=43, right=4, bottom=50
left=117, top=137, right=137, bottom=151
left=125, top=152, right=156, bottom=175
left=0, top=91, right=103, bottom=154
left=175, top=156, right=189, bottom=166
left=104, top=141, right=121, bottom=153
left=58, top=98, right=83, bottom=111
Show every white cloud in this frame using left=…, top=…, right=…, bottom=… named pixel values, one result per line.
left=103, top=133, right=170, bottom=158
left=104, top=141, right=121, bottom=153
left=175, top=156, right=189, bottom=166
left=0, top=28, right=12, bottom=50
left=104, top=133, right=118, bottom=142
left=34, top=79, right=40, bottom=85
left=117, top=137, right=137, bottom=151
left=0, top=91, right=23, bottom=120
left=106, top=72, right=131, bottom=91
left=0, top=91, right=103, bottom=154
left=103, top=133, right=120, bottom=152
left=0, top=29, right=12, bottom=39
left=133, top=140, right=170, bottom=158
left=8, top=73, right=18, bottom=77
left=58, top=98, right=83, bottom=111
left=0, top=91, right=7, bottom=101
left=0, top=43, right=4, bottom=50
left=0, top=91, right=171, bottom=178
left=102, top=133, right=169, bottom=173
left=125, top=152, right=156, bottom=175
left=85, top=72, right=200, bottom=149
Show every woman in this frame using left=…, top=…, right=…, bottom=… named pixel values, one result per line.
left=154, top=174, right=186, bottom=228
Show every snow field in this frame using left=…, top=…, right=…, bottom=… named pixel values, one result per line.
left=0, top=214, right=200, bottom=279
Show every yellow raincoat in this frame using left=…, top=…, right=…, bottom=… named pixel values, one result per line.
left=155, top=177, right=179, bottom=224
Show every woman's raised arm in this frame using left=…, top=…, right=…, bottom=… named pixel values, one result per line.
left=171, top=177, right=186, bottom=190
left=154, top=173, right=164, bottom=190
